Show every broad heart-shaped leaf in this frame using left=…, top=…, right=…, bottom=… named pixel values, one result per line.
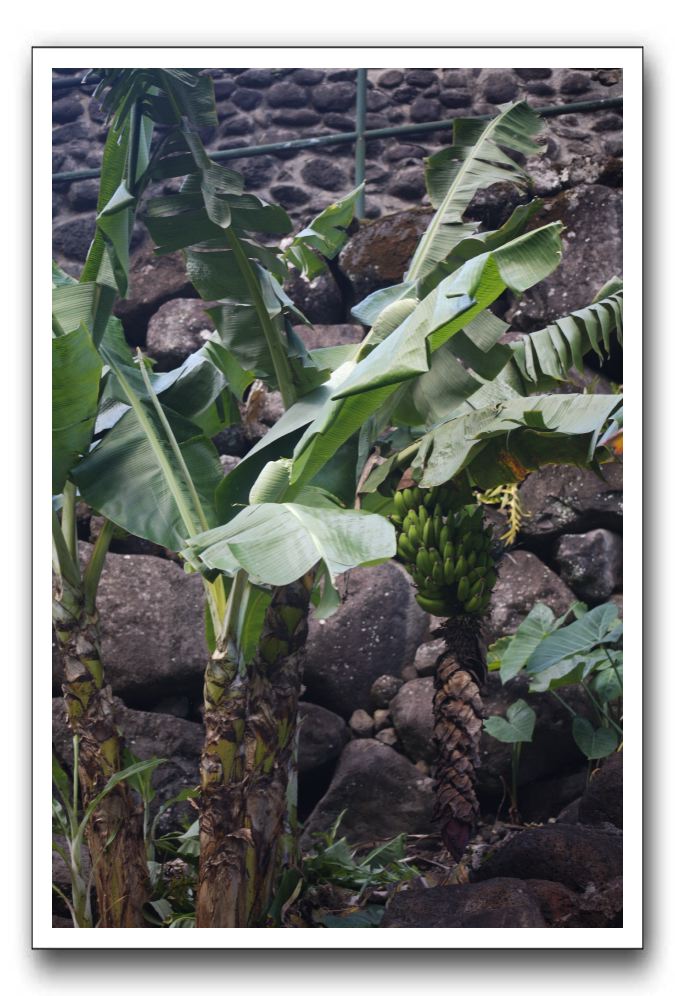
left=183, top=503, right=395, bottom=587
left=288, top=224, right=563, bottom=491
left=495, top=603, right=557, bottom=684
left=525, top=603, right=621, bottom=675
left=572, top=718, right=619, bottom=760
left=483, top=699, right=536, bottom=744
left=52, top=324, right=102, bottom=494
left=72, top=404, right=223, bottom=551
left=412, top=394, right=622, bottom=489
left=405, top=101, right=544, bottom=284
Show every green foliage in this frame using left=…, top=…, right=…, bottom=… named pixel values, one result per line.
left=486, top=602, right=623, bottom=762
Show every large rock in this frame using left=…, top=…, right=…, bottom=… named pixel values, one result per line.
left=145, top=298, right=215, bottom=371
left=505, top=185, right=622, bottom=332
left=339, top=208, right=433, bottom=302
left=518, top=464, right=623, bottom=541
left=486, top=550, right=575, bottom=641
left=114, top=243, right=195, bottom=347
left=301, top=739, right=435, bottom=846
left=382, top=878, right=546, bottom=928
left=297, top=702, right=350, bottom=775
left=473, top=823, right=622, bottom=892
left=577, top=751, right=623, bottom=828
left=553, top=529, right=622, bottom=603
left=53, top=548, right=208, bottom=705
left=389, top=677, right=435, bottom=763
left=52, top=697, right=202, bottom=834
left=283, top=270, right=345, bottom=325
left=302, top=563, right=429, bottom=717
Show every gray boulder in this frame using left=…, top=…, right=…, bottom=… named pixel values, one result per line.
left=297, top=702, right=350, bottom=774
left=389, top=677, right=435, bottom=763
left=301, top=739, right=435, bottom=846
left=145, top=298, right=215, bottom=371
left=505, top=185, right=622, bottom=332
left=302, top=563, right=428, bottom=717
left=518, top=463, right=623, bottom=541
left=53, top=548, right=208, bottom=705
left=554, top=529, right=622, bottom=603
left=486, top=550, right=575, bottom=641
left=382, top=878, right=545, bottom=928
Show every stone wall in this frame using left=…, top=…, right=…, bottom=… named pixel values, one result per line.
left=52, top=66, right=622, bottom=246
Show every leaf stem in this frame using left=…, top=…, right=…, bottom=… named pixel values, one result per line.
left=61, top=482, right=80, bottom=567
left=83, top=518, right=116, bottom=614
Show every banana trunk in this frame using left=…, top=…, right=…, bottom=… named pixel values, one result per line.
left=53, top=580, right=150, bottom=927
left=196, top=576, right=312, bottom=928
left=433, top=615, right=486, bottom=860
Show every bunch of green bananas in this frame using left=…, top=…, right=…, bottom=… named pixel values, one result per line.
left=391, top=485, right=497, bottom=617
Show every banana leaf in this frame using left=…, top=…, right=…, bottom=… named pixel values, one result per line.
left=183, top=502, right=395, bottom=587
left=52, top=324, right=102, bottom=494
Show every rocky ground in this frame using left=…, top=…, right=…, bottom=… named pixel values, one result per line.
left=52, top=66, right=623, bottom=928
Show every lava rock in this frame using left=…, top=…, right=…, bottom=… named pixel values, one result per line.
left=389, top=167, right=427, bottom=202
left=382, top=878, right=546, bottom=928
left=370, top=674, right=404, bottom=710
left=231, top=88, right=264, bottom=111
left=560, top=71, right=592, bottom=95
left=298, top=702, right=350, bottom=774
left=377, top=70, right=404, bottom=89
left=518, top=463, right=623, bottom=541
left=301, top=157, right=349, bottom=193
left=515, top=68, right=553, bottom=81
left=283, top=270, right=345, bottom=325
left=486, top=550, right=575, bottom=641
left=67, top=179, right=101, bottom=212
left=339, top=208, right=433, bottom=301
left=577, top=751, right=623, bottom=828
left=413, top=637, right=444, bottom=677
left=145, top=298, right=215, bottom=371
left=53, top=547, right=208, bottom=704
left=553, top=529, right=622, bottom=602
left=271, top=108, right=321, bottom=128
left=311, top=82, right=356, bottom=113
left=237, top=68, right=276, bottom=88
left=302, top=564, right=429, bottom=717
left=52, top=215, right=96, bottom=263
left=267, top=81, right=307, bottom=108
left=270, top=183, right=310, bottom=209
left=482, top=70, right=519, bottom=104
left=473, top=823, right=622, bottom=891
left=114, top=244, right=195, bottom=346
left=505, top=185, right=622, bottom=332
left=410, top=96, right=441, bottom=122
left=240, top=155, right=277, bottom=189
left=52, top=95, right=84, bottom=124
left=349, top=709, right=375, bottom=738
left=389, top=677, right=435, bottom=763
left=301, top=739, right=434, bottom=845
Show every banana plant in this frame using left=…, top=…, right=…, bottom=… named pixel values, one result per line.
left=66, top=69, right=384, bottom=928
left=189, top=100, right=623, bottom=863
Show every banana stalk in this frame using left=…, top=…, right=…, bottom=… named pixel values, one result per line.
left=196, top=576, right=312, bottom=928
left=53, top=563, right=150, bottom=927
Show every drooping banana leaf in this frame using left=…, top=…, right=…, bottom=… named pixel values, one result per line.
left=72, top=403, right=223, bottom=551
left=283, top=185, right=364, bottom=279
left=182, top=501, right=395, bottom=587
left=286, top=223, right=563, bottom=491
left=405, top=101, right=543, bottom=285
left=411, top=393, right=622, bottom=489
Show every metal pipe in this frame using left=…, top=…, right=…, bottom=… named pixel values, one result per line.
left=354, top=68, right=368, bottom=218
left=52, top=96, right=623, bottom=184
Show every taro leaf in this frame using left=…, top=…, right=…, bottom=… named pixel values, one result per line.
left=496, top=603, right=557, bottom=684
left=183, top=502, right=395, bottom=587
left=483, top=699, right=536, bottom=744
left=321, top=906, right=385, bottom=928
left=525, top=603, right=621, bottom=675
left=572, top=718, right=619, bottom=760
left=52, top=324, right=103, bottom=494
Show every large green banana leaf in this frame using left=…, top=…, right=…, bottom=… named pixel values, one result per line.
left=283, top=185, right=364, bottom=279
left=286, top=223, right=563, bottom=491
left=183, top=501, right=395, bottom=587
left=52, top=324, right=102, bottom=494
left=411, top=394, right=622, bottom=489
left=72, top=403, right=223, bottom=551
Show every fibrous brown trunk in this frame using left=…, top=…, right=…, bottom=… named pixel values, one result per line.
left=433, top=616, right=486, bottom=860
left=53, top=584, right=150, bottom=927
left=196, top=576, right=312, bottom=928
